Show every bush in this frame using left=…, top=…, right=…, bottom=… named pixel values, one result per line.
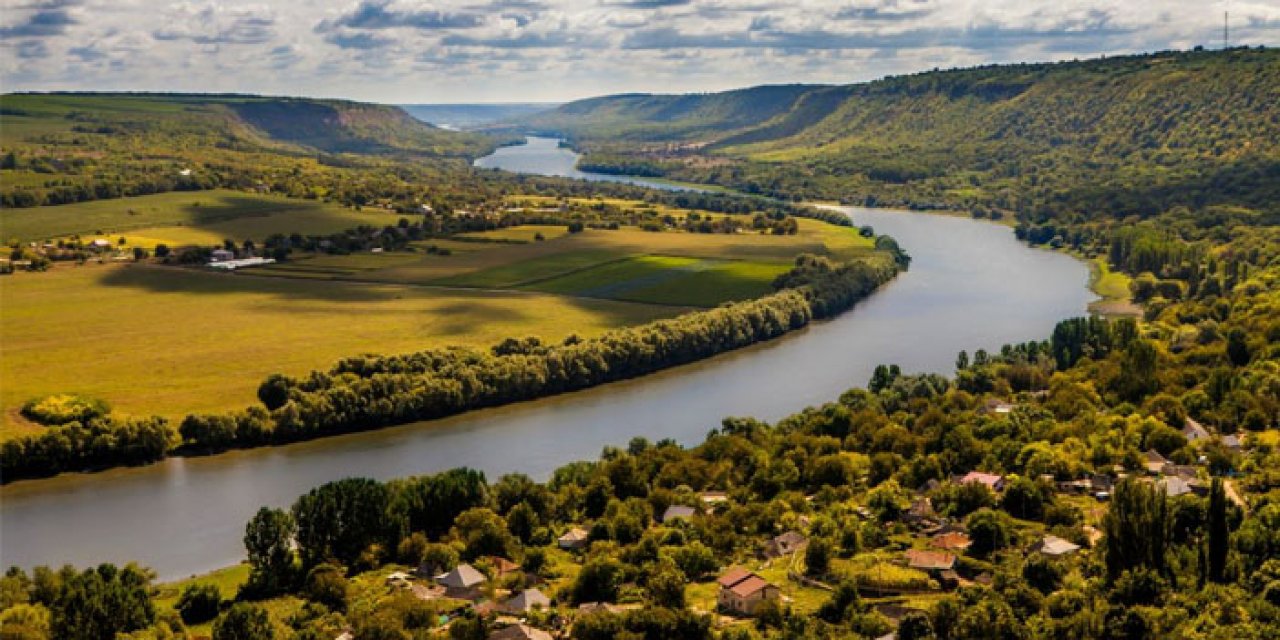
left=20, top=394, right=110, bottom=426
left=176, top=583, right=222, bottom=624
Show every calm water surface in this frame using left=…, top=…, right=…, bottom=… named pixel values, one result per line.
left=474, top=136, right=705, bottom=191
left=0, top=145, right=1095, bottom=580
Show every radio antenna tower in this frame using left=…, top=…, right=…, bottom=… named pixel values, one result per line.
left=1224, top=1, right=1230, bottom=49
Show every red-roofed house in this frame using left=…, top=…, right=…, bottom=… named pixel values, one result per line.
left=716, top=568, right=780, bottom=616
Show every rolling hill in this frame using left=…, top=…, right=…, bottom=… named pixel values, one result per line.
left=508, top=48, right=1280, bottom=224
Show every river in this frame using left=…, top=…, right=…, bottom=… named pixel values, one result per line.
left=474, top=136, right=706, bottom=191
left=0, top=142, right=1095, bottom=581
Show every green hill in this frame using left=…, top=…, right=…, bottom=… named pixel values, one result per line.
left=515, top=48, right=1280, bottom=224
left=0, top=93, right=503, bottom=208
left=512, top=84, right=822, bottom=141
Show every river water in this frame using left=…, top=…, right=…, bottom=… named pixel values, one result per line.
left=0, top=142, right=1095, bottom=581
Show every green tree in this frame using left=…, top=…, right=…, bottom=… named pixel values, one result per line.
left=243, top=507, right=296, bottom=595
left=966, top=509, right=1014, bottom=558
left=805, top=537, right=832, bottom=577
left=1102, top=478, right=1171, bottom=583
left=1226, top=329, right=1251, bottom=367
left=176, top=582, right=222, bottom=624
left=1206, top=477, right=1229, bottom=583
left=212, top=603, right=274, bottom=640
left=292, top=478, right=395, bottom=568
left=646, top=565, right=687, bottom=609
left=303, top=564, right=350, bottom=613
left=50, top=564, right=155, bottom=640
left=899, top=610, right=937, bottom=640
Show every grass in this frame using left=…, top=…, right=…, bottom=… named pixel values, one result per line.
left=456, top=225, right=571, bottom=243
left=0, top=190, right=405, bottom=245
left=0, top=263, right=677, bottom=437
left=523, top=255, right=704, bottom=295
left=153, top=564, right=252, bottom=637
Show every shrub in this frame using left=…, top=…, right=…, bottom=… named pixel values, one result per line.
left=176, top=583, right=222, bottom=624
left=20, top=394, right=110, bottom=426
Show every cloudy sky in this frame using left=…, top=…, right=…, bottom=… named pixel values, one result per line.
left=3, top=0, right=1278, bottom=103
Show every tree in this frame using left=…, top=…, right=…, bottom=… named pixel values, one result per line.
left=154, top=244, right=171, bottom=258
left=51, top=564, right=155, bottom=640
left=1226, top=329, right=1251, bottom=367
left=244, top=507, right=296, bottom=596
left=256, top=375, right=292, bottom=411
left=805, top=537, right=832, bottom=577
left=213, top=603, right=274, bottom=640
left=966, top=509, right=1014, bottom=558
left=898, top=610, right=937, bottom=640
left=452, top=507, right=514, bottom=560
left=1207, top=477, right=1229, bottom=583
left=1102, top=478, right=1171, bottom=583
left=955, top=351, right=969, bottom=371
left=646, top=565, right=687, bottom=608
left=292, top=478, right=394, bottom=568
left=1000, top=477, right=1047, bottom=521
left=176, top=583, right=222, bottom=624
left=303, top=564, right=350, bottom=613
left=571, top=559, right=625, bottom=604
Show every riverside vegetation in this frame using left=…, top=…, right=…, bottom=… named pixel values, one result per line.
left=2, top=48, right=1279, bottom=639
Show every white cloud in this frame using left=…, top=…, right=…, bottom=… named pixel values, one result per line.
left=1, top=0, right=1276, bottom=102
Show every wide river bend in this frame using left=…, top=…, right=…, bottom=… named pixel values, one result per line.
left=0, top=140, right=1095, bottom=580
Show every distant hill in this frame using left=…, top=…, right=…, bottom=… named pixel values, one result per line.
left=512, top=49, right=1280, bottom=223
left=0, top=93, right=501, bottom=208
left=401, top=103, right=558, bottom=130
left=1, top=93, right=496, bottom=158
left=511, top=85, right=823, bottom=141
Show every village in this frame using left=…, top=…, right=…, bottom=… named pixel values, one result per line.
left=308, top=406, right=1252, bottom=640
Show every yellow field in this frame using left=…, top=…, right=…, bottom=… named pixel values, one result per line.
left=0, top=263, right=677, bottom=437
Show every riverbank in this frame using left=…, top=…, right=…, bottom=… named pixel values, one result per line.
left=0, top=206, right=1095, bottom=579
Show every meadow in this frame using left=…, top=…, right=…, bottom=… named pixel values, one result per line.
left=0, top=190, right=878, bottom=438
left=0, top=263, right=675, bottom=438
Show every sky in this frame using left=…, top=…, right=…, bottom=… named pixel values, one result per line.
left=3, top=0, right=1279, bottom=103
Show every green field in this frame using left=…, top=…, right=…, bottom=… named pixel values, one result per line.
left=0, top=191, right=881, bottom=437
left=0, top=189, right=406, bottom=245
left=0, top=263, right=676, bottom=437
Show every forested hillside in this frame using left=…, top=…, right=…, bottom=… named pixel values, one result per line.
left=0, top=93, right=502, bottom=209
left=517, top=48, right=1280, bottom=227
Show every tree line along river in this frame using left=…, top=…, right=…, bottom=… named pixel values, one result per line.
left=0, top=139, right=1095, bottom=581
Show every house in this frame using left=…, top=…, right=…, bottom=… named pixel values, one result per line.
left=1183, top=418, right=1212, bottom=443
left=958, top=471, right=1005, bottom=492
left=385, top=571, right=412, bottom=587
left=1057, top=478, right=1094, bottom=495
left=931, top=531, right=972, bottom=552
left=699, top=491, right=729, bottom=505
left=1143, top=449, right=1171, bottom=475
left=501, top=588, right=551, bottom=614
left=1158, top=476, right=1194, bottom=498
left=903, top=497, right=939, bottom=527
left=661, top=505, right=696, bottom=523
left=486, top=556, right=520, bottom=578
left=1038, top=535, right=1082, bottom=556
left=558, top=527, right=589, bottom=550
left=90, top=238, right=112, bottom=249
left=210, top=249, right=235, bottom=262
left=1222, top=434, right=1244, bottom=451
left=764, top=531, right=807, bottom=558
left=716, top=567, right=781, bottom=616
left=982, top=399, right=1016, bottom=415
left=905, top=549, right=956, bottom=574
left=488, top=623, right=553, bottom=640
left=435, top=563, right=486, bottom=599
